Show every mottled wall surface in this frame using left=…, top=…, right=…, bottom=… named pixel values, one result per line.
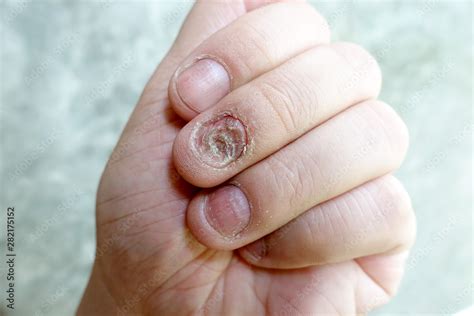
left=0, top=1, right=472, bottom=315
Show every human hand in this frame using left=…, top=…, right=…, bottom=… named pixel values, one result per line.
left=78, top=1, right=416, bottom=315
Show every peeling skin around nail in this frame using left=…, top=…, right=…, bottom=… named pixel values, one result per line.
left=191, top=113, right=248, bottom=169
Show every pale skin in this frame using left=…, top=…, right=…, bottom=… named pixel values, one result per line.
left=77, top=1, right=416, bottom=315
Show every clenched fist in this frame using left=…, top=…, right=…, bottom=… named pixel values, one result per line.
left=78, top=1, right=416, bottom=315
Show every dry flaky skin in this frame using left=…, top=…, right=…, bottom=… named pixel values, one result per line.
left=191, top=113, right=248, bottom=168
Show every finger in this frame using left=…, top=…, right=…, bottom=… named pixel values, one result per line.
left=173, top=42, right=381, bottom=187
left=186, top=100, right=409, bottom=249
left=238, top=175, right=416, bottom=269
left=168, top=1, right=330, bottom=120
left=100, top=1, right=280, bottom=201
left=145, top=0, right=251, bottom=98
left=120, top=0, right=282, bottom=137
left=169, top=0, right=280, bottom=60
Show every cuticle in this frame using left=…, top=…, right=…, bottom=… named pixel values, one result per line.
left=201, top=193, right=215, bottom=235
left=174, top=54, right=233, bottom=114
left=227, top=181, right=252, bottom=235
left=172, top=62, right=199, bottom=114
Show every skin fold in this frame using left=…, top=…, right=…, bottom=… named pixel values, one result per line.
left=77, top=1, right=416, bottom=315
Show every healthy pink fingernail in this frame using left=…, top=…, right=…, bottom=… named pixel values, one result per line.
left=204, top=185, right=250, bottom=238
left=176, top=58, right=230, bottom=113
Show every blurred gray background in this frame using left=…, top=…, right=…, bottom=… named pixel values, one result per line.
left=0, top=0, right=472, bottom=315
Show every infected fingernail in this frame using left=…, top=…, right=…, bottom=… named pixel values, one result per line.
left=204, top=185, right=250, bottom=238
left=242, top=239, right=266, bottom=262
left=176, top=58, right=230, bottom=113
left=192, top=114, right=247, bottom=168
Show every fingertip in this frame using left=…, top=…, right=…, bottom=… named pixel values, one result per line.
left=172, top=125, right=204, bottom=187
left=332, top=42, right=382, bottom=99
left=172, top=128, right=218, bottom=188
left=186, top=188, right=248, bottom=251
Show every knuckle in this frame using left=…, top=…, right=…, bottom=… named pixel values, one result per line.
left=232, top=2, right=331, bottom=75
left=332, top=41, right=382, bottom=96
left=267, top=1, right=330, bottom=32
left=286, top=2, right=331, bottom=39
left=369, top=100, right=410, bottom=160
left=334, top=42, right=376, bottom=63
left=375, top=176, right=416, bottom=248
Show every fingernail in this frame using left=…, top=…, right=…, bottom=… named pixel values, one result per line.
left=192, top=114, right=247, bottom=168
left=176, top=58, right=230, bottom=113
left=242, top=239, right=266, bottom=262
left=204, top=185, right=250, bottom=238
